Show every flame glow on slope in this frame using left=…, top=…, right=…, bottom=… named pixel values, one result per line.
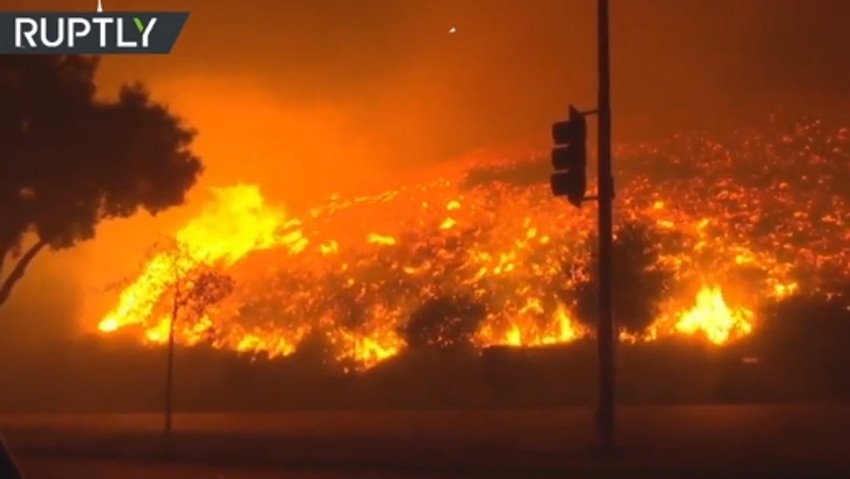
left=99, top=185, right=307, bottom=334
left=97, top=115, right=850, bottom=370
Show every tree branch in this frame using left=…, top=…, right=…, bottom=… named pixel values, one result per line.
left=0, top=239, right=48, bottom=308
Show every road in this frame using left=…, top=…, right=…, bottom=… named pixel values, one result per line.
left=5, top=403, right=850, bottom=442
left=18, top=459, right=456, bottom=479
left=18, top=459, right=287, bottom=479
left=3, top=404, right=850, bottom=478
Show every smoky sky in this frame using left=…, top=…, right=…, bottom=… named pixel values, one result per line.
left=3, top=0, right=850, bottom=332
left=120, top=0, right=850, bottom=135
left=14, top=0, right=850, bottom=161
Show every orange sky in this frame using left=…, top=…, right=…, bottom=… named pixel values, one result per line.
left=3, top=0, right=850, bottom=341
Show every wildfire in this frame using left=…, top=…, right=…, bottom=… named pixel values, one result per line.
left=673, top=286, right=753, bottom=344
left=97, top=115, right=850, bottom=369
left=99, top=184, right=306, bottom=336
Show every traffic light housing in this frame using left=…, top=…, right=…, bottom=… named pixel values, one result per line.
left=550, top=105, right=587, bottom=207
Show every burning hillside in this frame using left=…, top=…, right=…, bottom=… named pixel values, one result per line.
left=97, top=114, right=850, bottom=370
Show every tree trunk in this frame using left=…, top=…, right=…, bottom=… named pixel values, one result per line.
left=165, top=284, right=179, bottom=436
left=0, top=239, right=48, bottom=308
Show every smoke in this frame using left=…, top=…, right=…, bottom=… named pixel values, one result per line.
left=94, top=0, right=850, bottom=161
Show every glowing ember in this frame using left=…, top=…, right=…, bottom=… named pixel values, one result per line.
left=96, top=116, right=850, bottom=370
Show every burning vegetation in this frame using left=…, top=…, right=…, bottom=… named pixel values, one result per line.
left=97, top=114, right=850, bottom=371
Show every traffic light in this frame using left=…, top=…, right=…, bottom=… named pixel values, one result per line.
left=550, top=105, right=587, bottom=207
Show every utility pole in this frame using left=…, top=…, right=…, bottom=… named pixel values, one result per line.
left=595, top=0, right=616, bottom=454
left=549, top=0, right=616, bottom=454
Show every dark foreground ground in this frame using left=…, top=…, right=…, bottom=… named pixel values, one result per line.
left=14, top=459, right=432, bottom=479
left=3, top=404, right=850, bottom=478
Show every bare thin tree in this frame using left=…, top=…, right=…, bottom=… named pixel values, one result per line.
left=160, top=243, right=235, bottom=435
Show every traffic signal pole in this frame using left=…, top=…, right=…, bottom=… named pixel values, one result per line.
left=596, top=0, right=616, bottom=454
left=548, top=0, right=615, bottom=453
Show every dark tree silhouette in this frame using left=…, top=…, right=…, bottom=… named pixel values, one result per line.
left=0, top=55, right=203, bottom=307
left=748, top=290, right=850, bottom=399
left=756, top=291, right=850, bottom=362
left=573, top=221, right=673, bottom=334
left=401, top=295, right=487, bottom=350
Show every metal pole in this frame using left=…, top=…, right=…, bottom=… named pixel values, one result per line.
left=596, top=0, right=616, bottom=453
